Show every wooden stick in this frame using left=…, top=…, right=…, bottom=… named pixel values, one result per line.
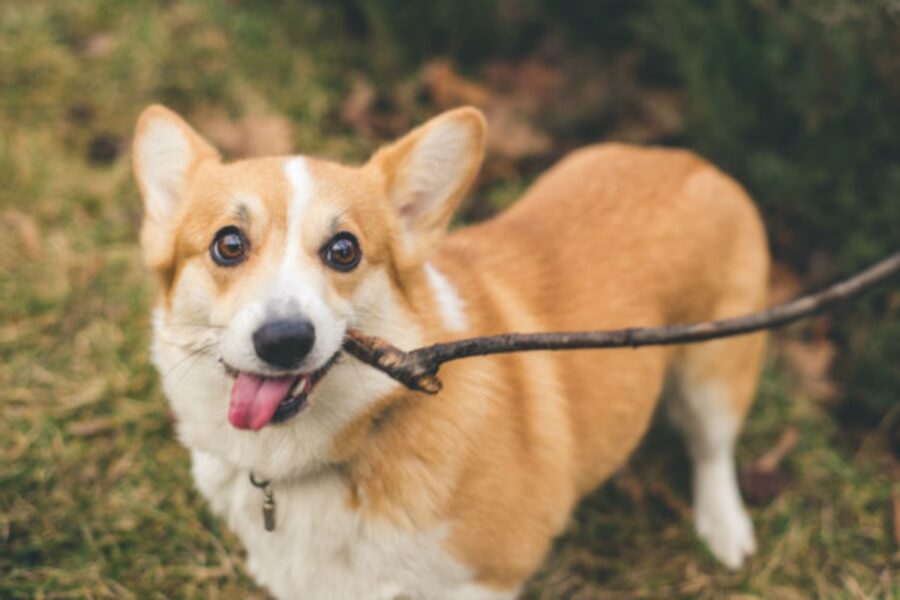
left=342, top=251, right=900, bottom=394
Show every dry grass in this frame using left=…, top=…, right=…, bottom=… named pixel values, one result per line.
left=1, top=2, right=896, bottom=598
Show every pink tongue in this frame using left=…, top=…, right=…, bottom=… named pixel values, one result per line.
left=228, top=373, right=296, bottom=431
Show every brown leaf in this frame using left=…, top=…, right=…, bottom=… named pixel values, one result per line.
left=340, top=75, right=377, bottom=135
left=606, top=90, right=684, bottom=144
left=739, top=466, right=794, bottom=506
left=770, top=261, right=803, bottom=305
left=421, top=59, right=556, bottom=162
left=422, top=60, right=492, bottom=109
left=636, top=89, right=683, bottom=138
left=679, top=561, right=712, bottom=595
left=81, top=33, right=117, bottom=59
left=2, top=210, right=42, bottom=259
left=485, top=105, right=553, bottom=160
left=484, top=59, right=565, bottom=113
left=739, top=427, right=800, bottom=505
left=887, top=291, right=900, bottom=313
left=107, top=452, right=135, bottom=482
left=780, top=338, right=838, bottom=399
left=755, top=426, right=800, bottom=472
left=67, top=417, right=117, bottom=437
left=612, top=469, right=646, bottom=505
left=199, top=113, right=294, bottom=159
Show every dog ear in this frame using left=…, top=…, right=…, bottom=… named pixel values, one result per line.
left=132, top=104, right=220, bottom=275
left=370, top=107, right=486, bottom=262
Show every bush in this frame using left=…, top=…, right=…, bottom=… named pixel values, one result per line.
left=329, top=0, right=899, bottom=423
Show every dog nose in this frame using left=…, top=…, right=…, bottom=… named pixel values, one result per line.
left=252, top=318, right=316, bottom=369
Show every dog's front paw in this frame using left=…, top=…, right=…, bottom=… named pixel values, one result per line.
left=694, top=498, right=756, bottom=569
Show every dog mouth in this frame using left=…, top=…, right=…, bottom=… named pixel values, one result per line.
left=223, top=353, right=340, bottom=431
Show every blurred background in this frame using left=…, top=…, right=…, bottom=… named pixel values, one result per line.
left=1, top=0, right=897, bottom=597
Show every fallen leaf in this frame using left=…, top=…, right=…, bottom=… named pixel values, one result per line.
left=679, top=561, right=712, bottom=595
left=780, top=338, right=838, bottom=399
left=755, top=426, right=800, bottom=472
left=612, top=469, right=646, bottom=505
left=1, top=210, right=42, bottom=259
left=67, top=417, right=117, bottom=437
left=636, top=89, right=683, bottom=138
left=422, top=60, right=492, bottom=109
left=770, top=261, right=803, bottom=305
left=887, top=291, right=900, bottom=313
left=115, top=517, right=138, bottom=532
left=199, top=113, right=294, bottom=158
left=340, top=75, right=377, bottom=135
left=739, top=426, right=800, bottom=505
left=841, top=574, right=869, bottom=600
left=606, top=90, right=684, bottom=144
left=421, top=59, right=557, bottom=163
left=484, top=59, right=565, bottom=112
left=60, top=377, right=107, bottom=412
left=485, top=105, right=553, bottom=160
left=739, top=467, right=793, bottom=506
left=81, top=33, right=117, bottom=59
left=107, top=452, right=136, bottom=482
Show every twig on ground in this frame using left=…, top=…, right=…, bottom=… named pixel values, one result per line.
left=739, top=426, right=800, bottom=505
left=753, top=426, right=801, bottom=473
left=342, top=251, right=900, bottom=393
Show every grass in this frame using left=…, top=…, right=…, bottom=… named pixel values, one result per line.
left=1, top=2, right=896, bottom=598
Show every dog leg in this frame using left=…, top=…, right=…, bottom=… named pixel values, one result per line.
left=668, top=336, right=763, bottom=569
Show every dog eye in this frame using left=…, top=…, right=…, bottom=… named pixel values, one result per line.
left=321, top=232, right=361, bottom=272
left=210, top=226, right=248, bottom=266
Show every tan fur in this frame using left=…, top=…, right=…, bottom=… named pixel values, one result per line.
left=332, top=143, right=769, bottom=588
left=135, top=105, right=769, bottom=594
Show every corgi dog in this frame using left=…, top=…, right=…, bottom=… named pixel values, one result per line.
left=133, top=104, right=769, bottom=599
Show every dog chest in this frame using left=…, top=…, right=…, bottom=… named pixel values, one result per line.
left=189, top=450, right=510, bottom=600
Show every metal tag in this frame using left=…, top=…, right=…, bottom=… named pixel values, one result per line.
left=262, top=494, right=276, bottom=532
left=250, top=473, right=276, bottom=533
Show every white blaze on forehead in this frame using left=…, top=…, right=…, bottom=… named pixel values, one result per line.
left=424, top=262, right=469, bottom=332
left=283, top=157, right=314, bottom=257
left=251, top=155, right=348, bottom=372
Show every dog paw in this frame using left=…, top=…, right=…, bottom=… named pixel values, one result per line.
left=694, top=500, right=756, bottom=569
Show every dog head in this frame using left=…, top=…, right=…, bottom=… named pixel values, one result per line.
left=133, top=105, right=485, bottom=478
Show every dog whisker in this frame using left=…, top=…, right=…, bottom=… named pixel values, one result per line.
left=163, top=341, right=220, bottom=379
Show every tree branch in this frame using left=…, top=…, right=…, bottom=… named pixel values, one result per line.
left=342, top=250, right=900, bottom=394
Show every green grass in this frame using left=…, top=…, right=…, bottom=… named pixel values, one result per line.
left=1, top=2, right=896, bottom=598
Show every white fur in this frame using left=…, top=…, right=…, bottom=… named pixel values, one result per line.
left=399, top=120, right=472, bottom=224
left=693, top=449, right=756, bottom=569
left=192, top=450, right=514, bottom=600
left=424, top=263, right=469, bottom=332
left=668, top=380, right=756, bottom=569
left=283, top=157, right=313, bottom=261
